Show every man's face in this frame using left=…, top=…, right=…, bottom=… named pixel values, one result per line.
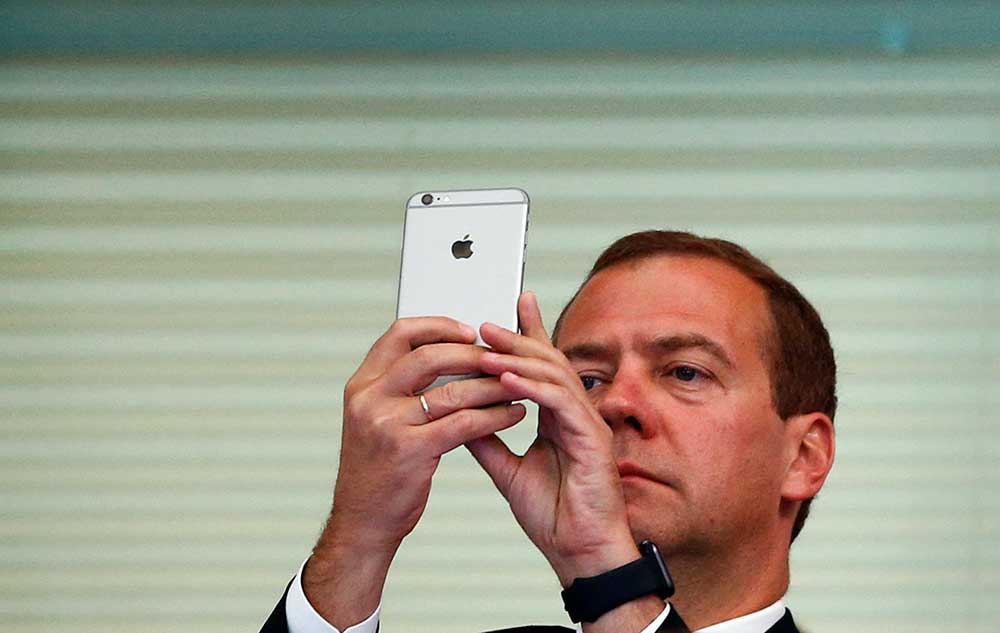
left=556, top=255, right=789, bottom=557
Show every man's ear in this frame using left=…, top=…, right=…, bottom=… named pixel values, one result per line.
left=781, top=412, right=835, bottom=502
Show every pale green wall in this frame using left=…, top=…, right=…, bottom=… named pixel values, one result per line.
left=1, top=52, right=998, bottom=633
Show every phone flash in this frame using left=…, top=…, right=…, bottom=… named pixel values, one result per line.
left=443, top=196, right=451, bottom=201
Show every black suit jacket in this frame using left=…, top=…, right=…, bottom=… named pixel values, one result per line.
left=260, top=581, right=801, bottom=633
left=482, top=609, right=799, bottom=633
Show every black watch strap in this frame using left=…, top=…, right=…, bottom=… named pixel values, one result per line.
left=560, top=540, right=675, bottom=624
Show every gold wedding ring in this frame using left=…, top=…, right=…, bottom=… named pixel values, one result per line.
left=418, top=393, right=433, bottom=422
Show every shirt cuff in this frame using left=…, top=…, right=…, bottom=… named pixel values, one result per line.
left=285, top=557, right=382, bottom=633
left=636, top=603, right=671, bottom=633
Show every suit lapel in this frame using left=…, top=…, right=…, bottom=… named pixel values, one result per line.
left=258, top=580, right=291, bottom=633
left=655, top=605, right=692, bottom=632
left=765, top=609, right=799, bottom=633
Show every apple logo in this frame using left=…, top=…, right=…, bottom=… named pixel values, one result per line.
left=451, top=234, right=474, bottom=259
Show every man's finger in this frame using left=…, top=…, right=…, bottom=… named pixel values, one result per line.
left=402, top=377, right=519, bottom=426
left=379, top=342, right=485, bottom=396
left=465, top=433, right=521, bottom=500
left=498, top=372, right=604, bottom=442
left=420, top=403, right=527, bottom=457
left=480, top=320, right=566, bottom=370
left=480, top=351, right=570, bottom=390
left=518, top=291, right=550, bottom=342
left=358, top=317, right=477, bottom=384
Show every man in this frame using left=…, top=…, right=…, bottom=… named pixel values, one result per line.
left=261, top=230, right=837, bottom=633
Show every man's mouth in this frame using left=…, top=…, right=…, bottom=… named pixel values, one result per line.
left=616, top=461, right=659, bottom=482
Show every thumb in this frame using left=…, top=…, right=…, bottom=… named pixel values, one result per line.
left=518, top=291, right=550, bottom=342
left=465, top=434, right=520, bottom=499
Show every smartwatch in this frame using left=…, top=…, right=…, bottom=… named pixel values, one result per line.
left=560, top=540, right=675, bottom=624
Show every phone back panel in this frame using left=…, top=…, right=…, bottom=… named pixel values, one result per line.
left=397, top=191, right=528, bottom=344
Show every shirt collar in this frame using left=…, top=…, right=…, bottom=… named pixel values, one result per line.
left=696, top=599, right=786, bottom=633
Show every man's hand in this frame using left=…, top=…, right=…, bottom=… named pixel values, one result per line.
left=467, top=293, right=666, bottom=631
left=303, top=317, right=525, bottom=629
left=467, top=292, right=640, bottom=587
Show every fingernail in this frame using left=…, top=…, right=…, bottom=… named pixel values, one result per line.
left=460, top=323, right=476, bottom=338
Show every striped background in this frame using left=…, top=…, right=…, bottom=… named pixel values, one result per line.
left=1, top=55, right=998, bottom=633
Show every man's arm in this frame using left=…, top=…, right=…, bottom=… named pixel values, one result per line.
left=270, top=317, right=524, bottom=631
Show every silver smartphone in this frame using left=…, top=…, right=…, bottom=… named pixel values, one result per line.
left=397, top=188, right=530, bottom=386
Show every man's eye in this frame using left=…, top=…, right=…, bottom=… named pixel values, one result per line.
left=671, top=366, right=703, bottom=382
left=580, top=375, right=603, bottom=391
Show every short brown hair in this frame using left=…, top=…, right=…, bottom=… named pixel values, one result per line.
left=554, top=230, right=837, bottom=543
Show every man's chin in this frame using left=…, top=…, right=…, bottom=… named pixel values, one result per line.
left=625, top=499, right=660, bottom=538
left=625, top=494, right=687, bottom=550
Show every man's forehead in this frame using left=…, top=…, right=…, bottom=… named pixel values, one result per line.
left=556, top=255, right=772, bottom=355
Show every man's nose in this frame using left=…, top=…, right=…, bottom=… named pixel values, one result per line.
left=596, top=366, right=648, bottom=437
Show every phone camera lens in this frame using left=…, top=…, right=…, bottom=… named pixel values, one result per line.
left=421, top=194, right=434, bottom=205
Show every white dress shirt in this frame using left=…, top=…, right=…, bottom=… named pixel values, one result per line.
left=285, top=557, right=786, bottom=633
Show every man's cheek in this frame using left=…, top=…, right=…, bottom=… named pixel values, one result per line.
left=621, top=497, right=655, bottom=542
left=622, top=486, right=654, bottom=523
left=622, top=484, right=673, bottom=524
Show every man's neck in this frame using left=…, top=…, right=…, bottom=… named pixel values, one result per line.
left=664, top=544, right=790, bottom=630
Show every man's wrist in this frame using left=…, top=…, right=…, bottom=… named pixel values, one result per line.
left=301, top=531, right=399, bottom=631
left=318, top=513, right=407, bottom=554
left=287, top=556, right=383, bottom=633
left=561, top=540, right=675, bottom=626
left=553, top=539, right=642, bottom=588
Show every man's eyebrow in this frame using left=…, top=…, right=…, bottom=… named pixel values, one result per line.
left=561, top=342, right=614, bottom=362
left=647, top=334, right=736, bottom=370
left=561, top=334, right=735, bottom=369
